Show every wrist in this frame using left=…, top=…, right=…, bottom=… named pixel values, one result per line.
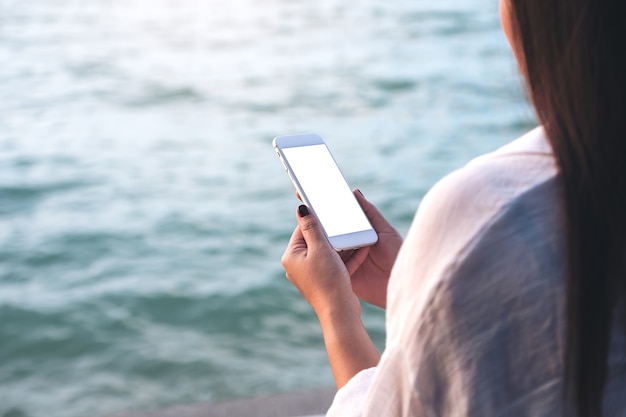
left=311, top=287, right=361, bottom=322
left=313, top=291, right=365, bottom=349
left=313, top=293, right=380, bottom=388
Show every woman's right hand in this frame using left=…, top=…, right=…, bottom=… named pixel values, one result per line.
left=340, top=190, right=404, bottom=309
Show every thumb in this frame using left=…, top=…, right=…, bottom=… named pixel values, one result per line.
left=296, top=205, right=329, bottom=249
left=353, top=189, right=395, bottom=234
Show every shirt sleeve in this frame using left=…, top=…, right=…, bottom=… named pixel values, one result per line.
left=326, top=367, right=377, bottom=417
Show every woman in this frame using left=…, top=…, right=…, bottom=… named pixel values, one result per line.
left=281, top=0, right=626, bottom=416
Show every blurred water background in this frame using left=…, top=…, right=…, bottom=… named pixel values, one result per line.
left=0, top=0, right=534, bottom=416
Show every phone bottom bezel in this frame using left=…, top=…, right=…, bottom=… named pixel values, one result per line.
left=328, top=229, right=378, bottom=251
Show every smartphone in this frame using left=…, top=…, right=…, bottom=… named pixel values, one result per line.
left=273, top=133, right=378, bottom=251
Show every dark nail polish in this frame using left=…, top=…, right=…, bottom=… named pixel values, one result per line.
left=298, top=205, right=310, bottom=217
left=357, top=189, right=364, bottom=196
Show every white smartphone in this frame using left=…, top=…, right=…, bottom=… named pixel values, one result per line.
left=273, top=133, right=378, bottom=251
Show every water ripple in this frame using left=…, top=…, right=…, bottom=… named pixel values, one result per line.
left=0, top=0, right=532, bottom=416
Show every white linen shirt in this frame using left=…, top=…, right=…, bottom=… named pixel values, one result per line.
left=327, top=127, right=626, bottom=416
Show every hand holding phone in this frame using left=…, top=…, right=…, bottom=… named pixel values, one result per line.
left=273, top=133, right=378, bottom=251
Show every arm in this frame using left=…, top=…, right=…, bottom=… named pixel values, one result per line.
left=314, top=290, right=381, bottom=388
left=281, top=194, right=402, bottom=388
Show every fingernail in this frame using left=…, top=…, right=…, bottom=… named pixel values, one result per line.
left=298, top=205, right=310, bottom=217
left=357, top=189, right=364, bottom=196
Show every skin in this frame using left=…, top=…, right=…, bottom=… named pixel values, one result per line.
left=500, top=0, right=524, bottom=68
left=282, top=1, right=520, bottom=390
left=282, top=191, right=402, bottom=387
left=500, top=0, right=515, bottom=51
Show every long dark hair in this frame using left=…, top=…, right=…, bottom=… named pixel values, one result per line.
left=509, top=0, right=626, bottom=415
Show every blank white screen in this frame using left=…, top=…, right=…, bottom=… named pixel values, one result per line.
left=282, top=144, right=371, bottom=237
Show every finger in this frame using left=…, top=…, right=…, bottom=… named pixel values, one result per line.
left=344, top=246, right=370, bottom=275
left=295, top=191, right=302, bottom=202
left=282, top=225, right=306, bottom=269
left=296, top=204, right=328, bottom=251
left=339, top=249, right=356, bottom=263
left=353, top=189, right=394, bottom=233
left=286, top=224, right=306, bottom=252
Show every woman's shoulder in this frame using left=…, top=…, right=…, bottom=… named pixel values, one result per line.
left=385, top=128, right=566, bottom=416
left=420, top=126, right=557, bottom=219
left=388, top=126, right=561, bottom=325
left=470, top=125, right=553, bottom=164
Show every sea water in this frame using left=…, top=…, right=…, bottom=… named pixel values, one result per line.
left=0, top=0, right=533, bottom=416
